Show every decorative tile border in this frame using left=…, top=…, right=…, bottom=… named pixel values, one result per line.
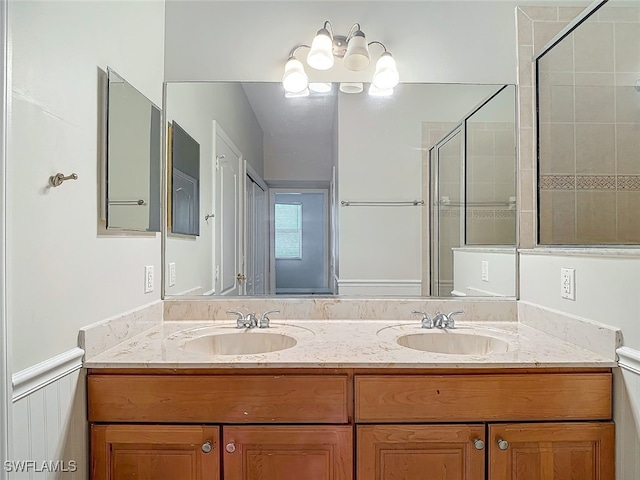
left=617, top=175, right=640, bottom=190
left=540, top=174, right=640, bottom=191
left=539, top=175, right=575, bottom=190
left=576, top=175, right=615, bottom=190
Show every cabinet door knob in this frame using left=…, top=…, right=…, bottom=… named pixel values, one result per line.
left=497, top=438, right=510, bottom=451
left=225, top=442, right=236, bottom=453
left=473, top=438, right=485, bottom=450
left=201, top=441, right=213, bottom=454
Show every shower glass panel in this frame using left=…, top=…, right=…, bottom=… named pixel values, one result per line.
left=466, top=85, right=517, bottom=245
left=537, top=0, right=640, bottom=245
left=431, top=128, right=463, bottom=297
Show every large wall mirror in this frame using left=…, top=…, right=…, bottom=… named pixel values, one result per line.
left=105, top=68, right=162, bottom=232
left=163, top=82, right=517, bottom=298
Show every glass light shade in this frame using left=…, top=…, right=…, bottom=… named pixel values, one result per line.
left=307, top=29, right=334, bottom=70
left=368, top=83, right=393, bottom=97
left=372, top=52, right=399, bottom=89
left=339, top=82, right=363, bottom=94
left=285, top=88, right=310, bottom=98
left=309, top=82, right=332, bottom=93
left=343, top=31, right=370, bottom=71
left=282, top=57, right=309, bottom=93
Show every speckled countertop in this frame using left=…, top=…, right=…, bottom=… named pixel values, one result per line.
left=83, top=320, right=616, bottom=369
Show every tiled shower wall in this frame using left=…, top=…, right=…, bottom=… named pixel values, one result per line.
left=537, top=6, right=640, bottom=244
left=466, top=121, right=516, bottom=245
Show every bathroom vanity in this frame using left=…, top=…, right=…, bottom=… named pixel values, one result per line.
left=85, top=320, right=615, bottom=480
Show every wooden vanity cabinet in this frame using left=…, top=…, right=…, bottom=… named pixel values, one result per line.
left=91, top=425, right=220, bottom=480
left=88, top=369, right=614, bottom=480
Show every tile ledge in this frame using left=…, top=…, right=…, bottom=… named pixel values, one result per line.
left=519, top=247, right=640, bottom=258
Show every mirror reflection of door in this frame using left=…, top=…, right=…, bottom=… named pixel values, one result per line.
left=245, top=170, right=269, bottom=295
left=270, top=189, right=331, bottom=295
left=214, top=123, right=244, bottom=296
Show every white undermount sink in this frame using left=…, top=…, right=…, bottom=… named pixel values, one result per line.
left=396, top=331, right=511, bottom=355
left=182, top=331, right=298, bottom=356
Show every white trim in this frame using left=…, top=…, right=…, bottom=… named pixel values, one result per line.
left=617, top=347, right=640, bottom=376
left=0, top=0, right=10, bottom=474
left=11, top=348, right=85, bottom=402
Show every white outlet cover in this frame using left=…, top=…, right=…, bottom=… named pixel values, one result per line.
left=481, top=261, right=489, bottom=282
left=560, top=267, right=575, bottom=300
left=169, top=262, right=176, bottom=287
left=145, top=265, right=154, bottom=293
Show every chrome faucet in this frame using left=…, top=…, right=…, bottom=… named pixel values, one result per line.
left=432, top=310, right=464, bottom=329
left=412, top=310, right=433, bottom=329
left=259, top=310, right=280, bottom=328
left=227, top=310, right=257, bottom=328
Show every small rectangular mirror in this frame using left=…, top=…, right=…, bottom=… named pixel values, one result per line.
left=169, top=120, right=200, bottom=236
left=106, top=68, right=161, bottom=232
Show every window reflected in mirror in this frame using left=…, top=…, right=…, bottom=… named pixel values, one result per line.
left=537, top=0, right=640, bottom=245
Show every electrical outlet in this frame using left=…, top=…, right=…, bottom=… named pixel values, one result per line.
left=168, top=262, right=176, bottom=287
left=144, top=266, right=154, bottom=294
left=560, top=267, right=575, bottom=300
left=481, top=261, right=489, bottom=282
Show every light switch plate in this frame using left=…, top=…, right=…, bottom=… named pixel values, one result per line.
left=145, top=265, right=154, bottom=293
left=168, top=262, right=176, bottom=287
left=560, top=267, right=575, bottom=300
left=481, top=261, right=489, bottom=282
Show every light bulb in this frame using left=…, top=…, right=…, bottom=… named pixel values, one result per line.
left=282, top=57, right=308, bottom=93
left=372, top=52, right=399, bottom=90
left=339, top=82, right=363, bottom=94
left=368, top=83, right=393, bottom=97
left=307, top=28, right=334, bottom=70
left=309, top=82, right=333, bottom=93
left=285, top=88, right=310, bottom=98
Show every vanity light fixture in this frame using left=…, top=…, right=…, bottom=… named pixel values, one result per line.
left=282, top=20, right=399, bottom=96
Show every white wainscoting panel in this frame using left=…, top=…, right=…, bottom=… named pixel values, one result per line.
left=614, top=363, right=640, bottom=480
left=10, top=363, right=87, bottom=479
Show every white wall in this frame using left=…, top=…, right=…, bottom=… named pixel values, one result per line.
left=165, top=1, right=522, bottom=84
left=264, top=132, right=334, bottom=183
left=453, top=248, right=516, bottom=297
left=338, top=84, right=499, bottom=292
left=8, top=0, right=165, bottom=370
left=165, top=83, right=264, bottom=295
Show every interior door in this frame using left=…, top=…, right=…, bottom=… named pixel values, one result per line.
left=214, top=123, right=244, bottom=295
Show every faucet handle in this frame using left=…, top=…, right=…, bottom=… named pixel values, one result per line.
left=259, top=310, right=280, bottom=328
left=412, top=311, right=433, bottom=329
left=445, top=310, right=464, bottom=328
left=227, top=310, right=247, bottom=328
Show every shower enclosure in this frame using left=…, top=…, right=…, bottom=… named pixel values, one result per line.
left=430, top=85, right=517, bottom=297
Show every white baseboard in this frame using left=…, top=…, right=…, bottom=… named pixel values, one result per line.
left=337, top=279, right=422, bottom=296
left=12, top=347, right=84, bottom=402
left=617, top=346, right=640, bottom=375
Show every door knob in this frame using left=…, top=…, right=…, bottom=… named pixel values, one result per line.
left=225, top=442, right=236, bottom=453
left=236, top=273, right=246, bottom=281
left=201, top=441, right=212, bottom=453
left=497, top=438, right=509, bottom=451
left=473, top=438, right=485, bottom=450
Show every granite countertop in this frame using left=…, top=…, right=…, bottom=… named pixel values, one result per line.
left=83, top=319, right=616, bottom=369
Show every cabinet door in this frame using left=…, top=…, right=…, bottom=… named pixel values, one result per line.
left=357, top=424, right=485, bottom=480
left=92, top=424, right=219, bottom=480
left=489, top=422, right=614, bottom=480
left=223, top=425, right=352, bottom=480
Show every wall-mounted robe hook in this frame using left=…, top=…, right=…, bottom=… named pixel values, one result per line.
left=49, top=172, right=78, bottom=187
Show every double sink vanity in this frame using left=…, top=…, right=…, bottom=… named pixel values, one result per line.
left=85, top=301, right=616, bottom=480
